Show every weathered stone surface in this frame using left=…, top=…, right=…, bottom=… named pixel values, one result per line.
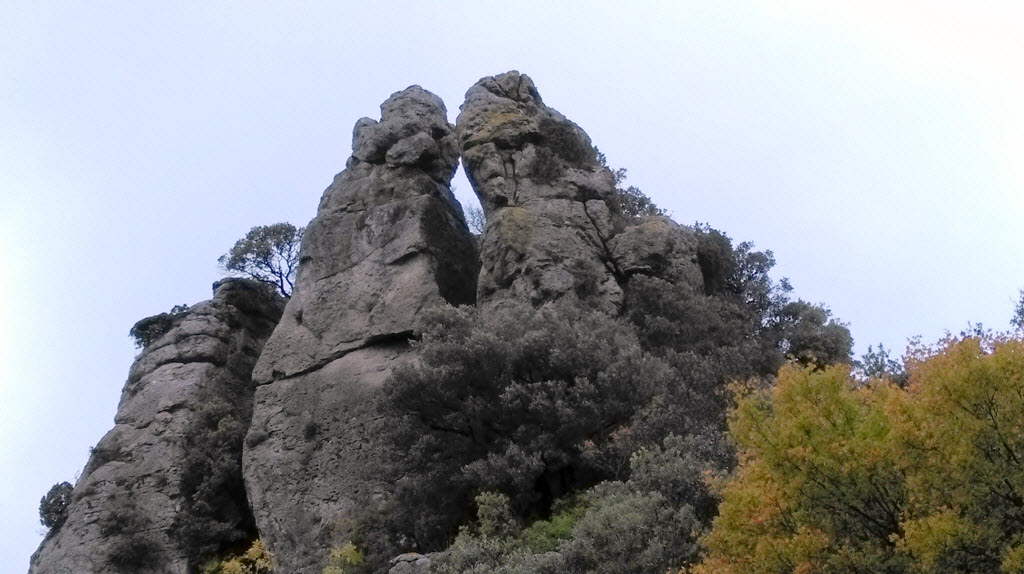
left=388, top=553, right=432, bottom=574
left=244, top=86, right=478, bottom=573
left=458, top=72, right=706, bottom=311
left=456, top=71, right=626, bottom=312
left=29, top=279, right=283, bottom=574
left=609, top=215, right=704, bottom=290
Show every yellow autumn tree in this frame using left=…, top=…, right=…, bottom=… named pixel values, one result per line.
left=891, top=336, right=1024, bottom=573
left=694, top=334, right=1024, bottom=573
left=693, top=364, right=907, bottom=573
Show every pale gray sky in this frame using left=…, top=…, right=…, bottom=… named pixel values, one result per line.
left=3, top=2, right=1023, bottom=571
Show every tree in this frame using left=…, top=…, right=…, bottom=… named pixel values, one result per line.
left=695, top=333, right=1024, bottom=574
left=694, top=365, right=908, bottom=574
left=891, top=335, right=1024, bottom=572
left=1012, top=289, right=1024, bottom=331
left=373, top=302, right=676, bottom=552
left=465, top=204, right=486, bottom=234
left=128, top=304, right=189, bottom=349
left=855, top=342, right=908, bottom=385
left=595, top=150, right=665, bottom=220
left=40, top=481, right=73, bottom=530
left=219, top=223, right=303, bottom=297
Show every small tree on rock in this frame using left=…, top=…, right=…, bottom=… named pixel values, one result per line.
left=40, top=481, right=73, bottom=530
left=219, top=223, right=304, bottom=297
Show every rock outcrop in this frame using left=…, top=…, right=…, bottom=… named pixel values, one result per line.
left=456, top=71, right=625, bottom=311
left=29, top=279, right=284, bottom=574
left=457, top=71, right=704, bottom=312
left=388, top=553, right=432, bottom=574
left=243, top=86, right=479, bottom=573
left=30, top=72, right=712, bottom=574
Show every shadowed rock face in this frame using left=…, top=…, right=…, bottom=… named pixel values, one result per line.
left=457, top=71, right=703, bottom=311
left=29, top=279, right=284, bottom=574
left=243, top=86, right=479, bottom=574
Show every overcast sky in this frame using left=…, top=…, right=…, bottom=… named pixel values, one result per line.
left=3, top=2, right=1023, bottom=571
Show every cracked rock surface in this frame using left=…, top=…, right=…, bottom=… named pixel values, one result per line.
left=243, top=86, right=479, bottom=574
left=457, top=71, right=704, bottom=312
left=29, top=279, right=284, bottom=574
left=457, top=71, right=628, bottom=312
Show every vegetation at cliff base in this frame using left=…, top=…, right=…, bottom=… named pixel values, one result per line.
left=362, top=223, right=853, bottom=573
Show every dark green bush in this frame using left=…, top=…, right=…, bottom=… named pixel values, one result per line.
left=39, top=481, right=73, bottom=530
left=172, top=390, right=253, bottom=565
left=528, top=147, right=564, bottom=182
left=129, top=304, right=189, bottom=349
left=374, top=302, right=674, bottom=552
left=99, top=489, right=160, bottom=571
left=539, top=117, right=596, bottom=166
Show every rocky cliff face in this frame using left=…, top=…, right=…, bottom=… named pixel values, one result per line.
left=29, top=279, right=283, bottom=574
left=31, top=72, right=709, bottom=574
left=242, top=86, right=479, bottom=574
left=457, top=71, right=702, bottom=312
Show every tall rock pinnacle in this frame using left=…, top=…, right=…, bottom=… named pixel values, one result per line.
left=457, top=71, right=704, bottom=312
left=456, top=71, right=626, bottom=312
left=243, top=86, right=479, bottom=573
left=29, top=279, right=284, bottom=574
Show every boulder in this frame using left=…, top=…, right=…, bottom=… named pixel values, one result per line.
left=29, top=279, right=284, bottom=574
left=243, top=86, right=479, bottom=573
left=388, top=553, right=432, bottom=574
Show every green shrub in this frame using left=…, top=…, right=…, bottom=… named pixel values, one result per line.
left=99, top=489, right=160, bottom=571
left=172, top=391, right=253, bottom=564
left=528, top=147, right=564, bottom=182
left=128, top=304, right=189, bottom=349
left=538, top=117, right=596, bottom=166
left=376, top=302, right=675, bottom=551
left=39, top=481, right=73, bottom=530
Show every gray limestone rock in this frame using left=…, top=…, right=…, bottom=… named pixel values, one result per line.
left=29, top=279, right=283, bottom=574
left=609, top=215, right=704, bottom=291
left=456, top=71, right=626, bottom=312
left=458, top=72, right=706, bottom=312
left=388, top=553, right=432, bottom=574
left=244, top=86, right=479, bottom=573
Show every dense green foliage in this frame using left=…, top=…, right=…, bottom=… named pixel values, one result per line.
left=374, top=302, right=673, bottom=552
left=172, top=387, right=255, bottom=566
left=361, top=222, right=851, bottom=573
left=694, top=334, right=1024, bottom=574
left=39, top=481, right=73, bottom=530
left=219, top=223, right=303, bottom=297
left=128, top=304, right=189, bottom=349
left=99, top=487, right=160, bottom=571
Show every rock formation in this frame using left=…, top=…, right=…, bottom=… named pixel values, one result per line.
left=242, top=86, right=478, bottom=573
left=30, top=72, right=712, bottom=574
left=456, top=71, right=702, bottom=313
left=456, top=71, right=625, bottom=312
left=29, top=279, right=284, bottom=574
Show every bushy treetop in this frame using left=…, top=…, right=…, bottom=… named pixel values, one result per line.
left=219, top=223, right=303, bottom=297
